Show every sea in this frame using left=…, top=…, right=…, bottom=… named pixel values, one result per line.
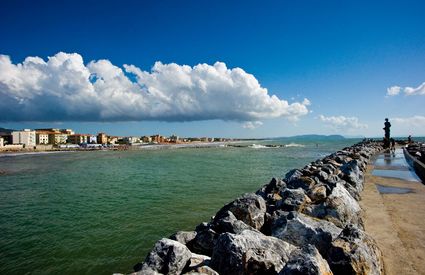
left=0, top=138, right=363, bottom=274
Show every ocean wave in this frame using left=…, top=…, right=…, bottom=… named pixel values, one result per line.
left=285, top=143, right=305, bottom=148
left=249, top=144, right=271, bottom=149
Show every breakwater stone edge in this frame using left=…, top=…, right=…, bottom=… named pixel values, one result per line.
left=115, top=141, right=385, bottom=275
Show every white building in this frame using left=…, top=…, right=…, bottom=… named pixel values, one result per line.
left=124, top=136, right=141, bottom=144
left=36, top=132, right=50, bottom=144
left=88, top=135, right=97, bottom=144
left=12, top=129, right=36, bottom=148
left=0, top=137, right=4, bottom=147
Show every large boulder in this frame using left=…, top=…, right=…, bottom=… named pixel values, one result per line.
left=210, top=230, right=295, bottom=275
left=271, top=211, right=342, bottom=255
left=307, top=184, right=328, bottom=203
left=277, top=188, right=312, bottom=211
left=139, top=238, right=192, bottom=275
left=169, top=231, right=197, bottom=246
left=183, top=253, right=219, bottom=275
left=279, top=245, right=333, bottom=275
left=191, top=227, right=217, bottom=256
left=212, top=210, right=255, bottom=234
left=132, top=267, right=163, bottom=275
left=214, top=193, right=266, bottom=230
left=327, top=225, right=384, bottom=275
left=304, top=183, right=362, bottom=228
left=286, top=174, right=316, bottom=191
left=339, top=160, right=364, bottom=193
left=256, top=177, right=286, bottom=199
left=284, top=169, right=304, bottom=183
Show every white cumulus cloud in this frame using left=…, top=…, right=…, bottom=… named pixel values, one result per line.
left=0, top=52, right=310, bottom=123
left=318, top=115, right=368, bottom=131
left=393, top=115, right=425, bottom=127
left=386, top=86, right=401, bottom=96
left=242, top=121, right=263, bottom=130
left=391, top=115, right=425, bottom=136
left=387, top=82, right=425, bottom=96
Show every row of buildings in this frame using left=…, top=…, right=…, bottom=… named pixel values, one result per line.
left=0, top=128, right=225, bottom=149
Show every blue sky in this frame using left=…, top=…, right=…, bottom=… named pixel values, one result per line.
left=1, top=0, right=424, bottom=137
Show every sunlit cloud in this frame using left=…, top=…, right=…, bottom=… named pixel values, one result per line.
left=318, top=115, right=368, bottom=131
left=242, top=121, right=263, bottom=130
left=387, top=82, right=425, bottom=96
left=0, top=52, right=311, bottom=122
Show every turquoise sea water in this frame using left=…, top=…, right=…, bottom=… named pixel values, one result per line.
left=0, top=139, right=360, bottom=274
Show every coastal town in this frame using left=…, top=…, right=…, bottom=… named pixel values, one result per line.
left=0, top=127, right=237, bottom=152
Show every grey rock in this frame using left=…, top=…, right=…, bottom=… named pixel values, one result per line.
left=284, top=169, right=304, bottom=183
left=169, top=231, right=197, bottom=246
left=340, top=160, right=364, bottom=193
left=327, top=225, right=384, bottom=275
left=277, top=188, right=312, bottom=211
left=191, top=227, right=217, bottom=256
left=304, top=183, right=362, bottom=228
left=187, top=253, right=211, bottom=268
left=326, top=159, right=342, bottom=168
left=183, top=265, right=218, bottom=275
left=314, top=170, right=329, bottom=182
left=279, top=244, right=333, bottom=275
left=132, top=267, right=163, bottom=275
left=212, top=210, right=255, bottom=234
left=271, top=211, right=342, bottom=255
left=142, top=238, right=191, bottom=275
left=214, top=193, right=266, bottom=230
left=210, top=230, right=296, bottom=275
left=183, top=253, right=218, bottom=275
left=287, top=176, right=316, bottom=191
left=307, top=185, right=327, bottom=203
left=256, top=177, right=286, bottom=199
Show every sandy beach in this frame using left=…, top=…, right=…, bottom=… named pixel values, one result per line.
left=0, top=141, right=244, bottom=157
left=361, top=148, right=425, bottom=274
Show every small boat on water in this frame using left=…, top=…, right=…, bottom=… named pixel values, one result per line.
left=403, top=145, right=425, bottom=184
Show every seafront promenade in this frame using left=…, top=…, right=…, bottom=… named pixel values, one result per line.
left=361, top=148, right=425, bottom=274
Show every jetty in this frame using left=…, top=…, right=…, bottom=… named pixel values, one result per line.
left=361, top=147, right=425, bottom=274
left=121, top=141, right=424, bottom=275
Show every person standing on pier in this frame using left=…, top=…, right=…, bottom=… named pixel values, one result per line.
left=384, top=118, right=391, bottom=139
left=383, top=118, right=391, bottom=148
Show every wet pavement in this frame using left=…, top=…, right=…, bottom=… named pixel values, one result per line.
left=361, top=147, right=425, bottom=274
left=375, top=184, right=413, bottom=194
left=372, top=149, right=420, bottom=182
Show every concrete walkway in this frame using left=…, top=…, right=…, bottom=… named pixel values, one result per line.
left=361, top=148, right=425, bottom=275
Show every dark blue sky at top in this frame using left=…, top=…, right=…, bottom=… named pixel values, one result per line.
left=1, top=0, right=424, bottom=137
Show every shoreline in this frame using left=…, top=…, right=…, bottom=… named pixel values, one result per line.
left=0, top=141, right=246, bottom=157
left=123, top=141, right=386, bottom=275
left=0, top=140, right=309, bottom=157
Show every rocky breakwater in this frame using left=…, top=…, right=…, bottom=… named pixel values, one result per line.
left=128, top=141, right=384, bottom=275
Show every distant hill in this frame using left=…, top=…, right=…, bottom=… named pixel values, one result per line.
left=277, top=134, right=346, bottom=141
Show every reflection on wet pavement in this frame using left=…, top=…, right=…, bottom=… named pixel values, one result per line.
left=372, top=169, right=420, bottom=182
left=372, top=149, right=421, bottom=182
left=374, top=157, right=408, bottom=167
left=376, top=184, right=414, bottom=194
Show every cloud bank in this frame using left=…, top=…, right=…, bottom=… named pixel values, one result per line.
left=393, top=115, right=425, bottom=127
left=319, top=115, right=368, bottom=131
left=242, top=121, right=263, bottom=130
left=387, top=82, right=425, bottom=96
left=0, top=52, right=310, bottom=123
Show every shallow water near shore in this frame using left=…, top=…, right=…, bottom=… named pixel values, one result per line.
left=0, top=139, right=360, bottom=274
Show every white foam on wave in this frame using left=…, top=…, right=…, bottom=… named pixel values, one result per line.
left=249, top=144, right=271, bottom=149
left=285, top=143, right=305, bottom=148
